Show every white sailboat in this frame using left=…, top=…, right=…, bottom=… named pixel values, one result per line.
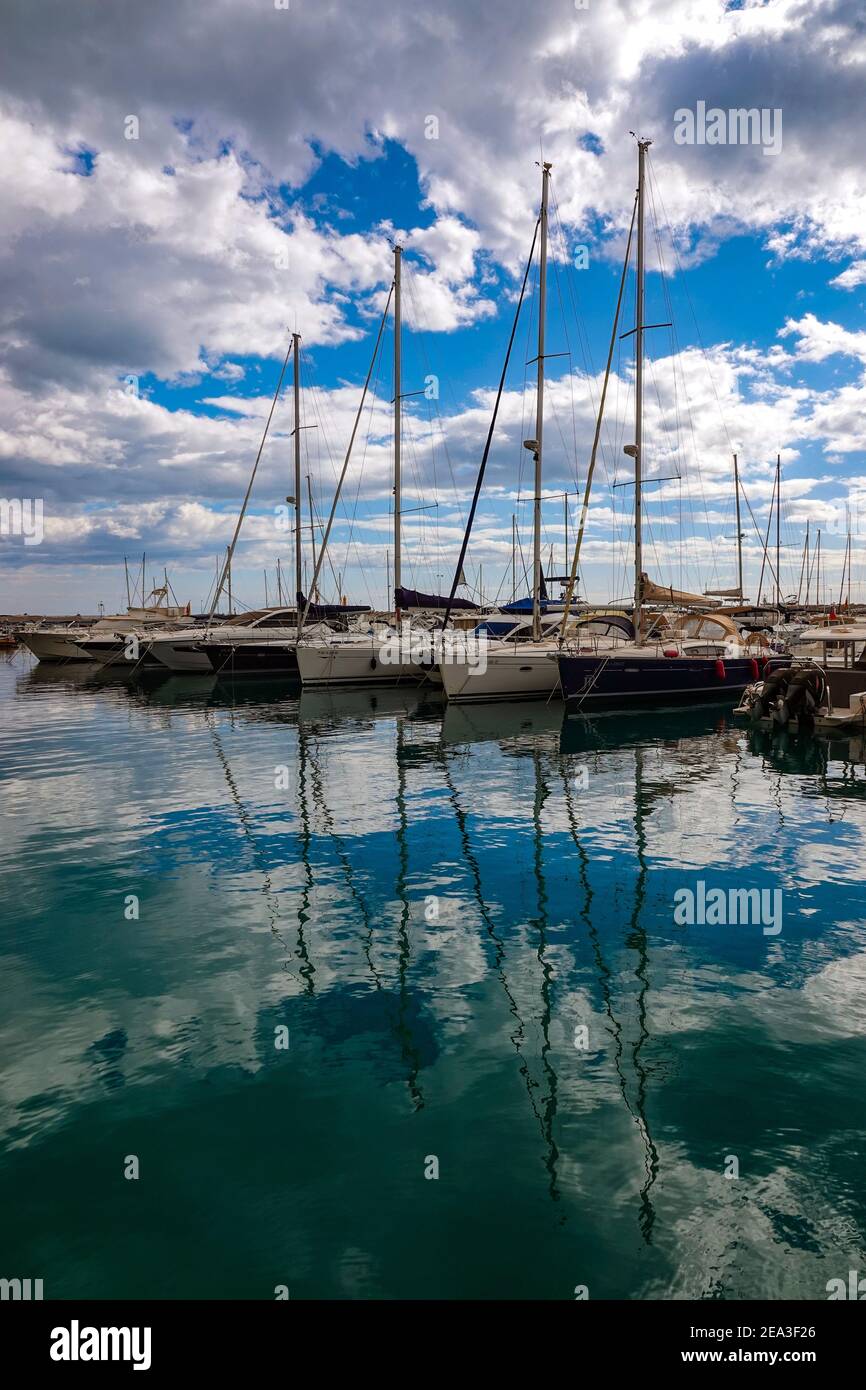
left=296, top=245, right=438, bottom=689
left=439, top=162, right=570, bottom=703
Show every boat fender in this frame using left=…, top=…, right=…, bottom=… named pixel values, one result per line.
left=750, top=658, right=760, bottom=680
left=370, top=656, right=377, bottom=670
left=663, top=647, right=679, bottom=658
left=715, top=659, right=726, bottom=680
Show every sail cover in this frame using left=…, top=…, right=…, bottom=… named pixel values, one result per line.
left=395, top=586, right=476, bottom=611
left=297, top=592, right=371, bottom=618
left=640, top=573, right=720, bottom=608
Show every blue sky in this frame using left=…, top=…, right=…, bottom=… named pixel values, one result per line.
left=1, top=0, right=866, bottom=613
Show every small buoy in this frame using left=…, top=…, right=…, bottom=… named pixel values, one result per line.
left=663, top=647, right=679, bottom=658
left=750, top=658, right=760, bottom=680
left=715, top=659, right=726, bottom=680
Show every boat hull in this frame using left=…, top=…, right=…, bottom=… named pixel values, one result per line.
left=296, top=639, right=430, bottom=688
left=439, top=647, right=560, bottom=703
left=201, top=643, right=299, bottom=676
left=559, top=653, right=755, bottom=712
left=146, top=638, right=214, bottom=672
left=18, top=632, right=93, bottom=662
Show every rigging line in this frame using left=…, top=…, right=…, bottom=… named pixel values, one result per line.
left=337, top=325, right=388, bottom=611
left=559, top=188, right=637, bottom=640
left=402, top=262, right=468, bottom=537
left=208, top=335, right=293, bottom=625
left=739, top=475, right=782, bottom=598
left=440, top=216, right=540, bottom=629
left=550, top=189, right=599, bottom=453
left=546, top=215, right=580, bottom=492
left=650, top=162, right=739, bottom=458
left=647, top=168, right=721, bottom=593
left=301, top=283, right=393, bottom=630
left=550, top=204, right=580, bottom=493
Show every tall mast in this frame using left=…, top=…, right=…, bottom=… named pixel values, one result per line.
left=531, top=162, right=551, bottom=642
left=226, top=546, right=232, bottom=616
left=733, top=454, right=743, bottom=600
left=292, top=332, right=302, bottom=628
left=393, top=244, right=402, bottom=622
left=633, top=138, right=651, bottom=647
left=775, top=453, right=781, bottom=608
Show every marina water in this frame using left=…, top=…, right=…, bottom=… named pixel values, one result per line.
left=1, top=649, right=865, bottom=1299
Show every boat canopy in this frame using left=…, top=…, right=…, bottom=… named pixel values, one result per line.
left=575, top=613, right=635, bottom=641
left=670, top=612, right=741, bottom=641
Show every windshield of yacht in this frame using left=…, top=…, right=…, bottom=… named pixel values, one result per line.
left=232, top=609, right=296, bottom=628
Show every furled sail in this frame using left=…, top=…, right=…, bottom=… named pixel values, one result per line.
left=296, top=592, right=370, bottom=619
left=395, top=586, right=476, bottom=611
left=640, top=573, right=719, bottom=608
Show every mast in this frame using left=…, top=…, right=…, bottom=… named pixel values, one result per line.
left=226, top=546, right=232, bottom=616
left=531, top=162, right=551, bottom=642
left=393, top=244, right=402, bottom=622
left=633, top=139, right=650, bottom=647
left=124, top=557, right=131, bottom=609
left=276, top=556, right=283, bottom=606
left=816, top=529, right=822, bottom=609
left=512, top=514, right=517, bottom=603
left=292, top=332, right=303, bottom=629
left=733, top=454, right=743, bottom=600
left=775, top=453, right=781, bottom=608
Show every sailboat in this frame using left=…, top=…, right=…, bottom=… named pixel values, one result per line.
left=296, top=245, right=441, bottom=689
left=147, top=332, right=369, bottom=676
left=437, top=163, right=606, bottom=703
left=557, top=138, right=757, bottom=714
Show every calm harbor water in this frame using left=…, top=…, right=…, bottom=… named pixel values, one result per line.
left=1, top=647, right=865, bottom=1300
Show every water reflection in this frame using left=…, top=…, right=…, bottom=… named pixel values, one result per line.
left=3, top=651, right=866, bottom=1297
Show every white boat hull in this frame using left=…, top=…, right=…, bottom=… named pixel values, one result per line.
left=296, top=638, right=434, bottom=688
left=439, top=647, right=561, bottom=702
left=19, top=632, right=94, bottom=662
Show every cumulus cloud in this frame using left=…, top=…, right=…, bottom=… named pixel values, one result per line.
left=1, top=0, right=866, bottom=608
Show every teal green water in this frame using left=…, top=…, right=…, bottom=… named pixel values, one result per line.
left=2, top=650, right=866, bottom=1300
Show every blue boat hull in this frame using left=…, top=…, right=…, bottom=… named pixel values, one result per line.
left=558, top=653, right=756, bottom=712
